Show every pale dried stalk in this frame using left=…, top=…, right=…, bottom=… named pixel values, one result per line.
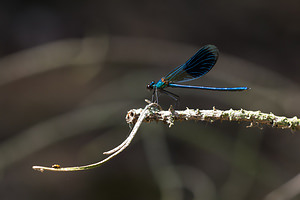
left=32, top=103, right=158, bottom=172
left=33, top=104, right=299, bottom=172
left=126, top=107, right=300, bottom=130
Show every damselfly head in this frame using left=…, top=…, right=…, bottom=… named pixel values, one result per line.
left=147, top=81, right=155, bottom=91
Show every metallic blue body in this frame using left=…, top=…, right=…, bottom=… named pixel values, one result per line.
left=169, top=83, right=248, bottom=91
left=155, top=79, right=166, bottom=89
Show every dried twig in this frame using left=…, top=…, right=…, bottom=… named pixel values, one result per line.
left=32, top=103, right=160, bottom=172
left=126, top=106, right=300, bottom=130
left=33, top=103, right=300, bottom=172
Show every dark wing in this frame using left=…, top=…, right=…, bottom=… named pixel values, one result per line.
left=164, top=45, right=219, bottom=83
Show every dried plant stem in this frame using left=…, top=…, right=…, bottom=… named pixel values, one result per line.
left=33, top=103, right=300, bottom=172
left=32, top=103, right=159, bottom=172
left=126, top=107, right=300, bottom=130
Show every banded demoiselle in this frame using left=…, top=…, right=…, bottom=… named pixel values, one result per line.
left=147, top=45, right=249, bottom=103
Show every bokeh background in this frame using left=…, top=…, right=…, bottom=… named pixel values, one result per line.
left=0, top=1, right=300, bottom=200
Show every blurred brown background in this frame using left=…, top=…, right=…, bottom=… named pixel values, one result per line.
left=0, top=1, right=300, bottom=200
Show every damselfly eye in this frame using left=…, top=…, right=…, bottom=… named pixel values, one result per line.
left=147, top=84, right=153, bottom=90
left=147, top=81, right=155, bottom=91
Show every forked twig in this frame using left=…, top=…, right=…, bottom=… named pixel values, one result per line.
left=32, top=102, right=159, bottom=172
left=33, top=103, right=299, bottom=172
